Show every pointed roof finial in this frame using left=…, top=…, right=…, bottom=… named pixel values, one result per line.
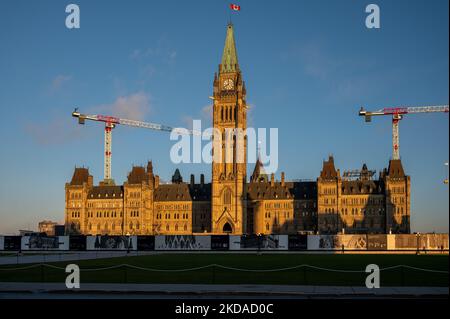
left=257, top=140, right=262, bottom=158
left=221, top=23, right=238, bottom=73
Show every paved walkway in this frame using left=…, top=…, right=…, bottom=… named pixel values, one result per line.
left=0, top=251, right=155, bottom=265
left=0, top=282, right=447, bottom=297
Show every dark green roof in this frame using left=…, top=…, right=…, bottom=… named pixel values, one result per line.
left=221, top=24, right=238, bottom=73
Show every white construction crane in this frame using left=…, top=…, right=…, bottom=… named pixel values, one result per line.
left=72, top=108, right=197, bottom=184
left=359, top=105, right=449, bottom=160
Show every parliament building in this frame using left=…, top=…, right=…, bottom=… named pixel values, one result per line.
left=65, top=24, right=411, bottom=236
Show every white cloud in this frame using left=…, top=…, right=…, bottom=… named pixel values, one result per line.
left=130, top=49, right=141, bottom=60
left=50, top=74, right=72, bottom=92
left=25, top=93, right=152, bottom=146
left=181, top=115, right=195, bottom=130
left=296, top=44, right=336, bottom=80
left=94, top=92, right=151, bottom=120
left=130, top=36, right=177, bottom=65
left=25, top=118, right=83, bottom=145
left=201, top=104, right=213, bottom=120
left=246, top=103, right=256, bottom=127
left=166, top=50, right=177, bottom=65
left=181, top=104, right=213, bottom=129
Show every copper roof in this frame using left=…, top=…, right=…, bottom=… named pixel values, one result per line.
left=247, top=181, right=316, bottom=200
left=221, top=23, right=239, bottom=73
left=127, top=166, right=146, bottom=184
left=250, top=158, right=268, bottom=182
left=88, top=186, right=123, bottom=199
left=341, top=180, right=383, bottom=195
left=387, top=159, right=406, bottom=178
left=70, top=168, right=90, bottom=185
left=154, top=184, right=191, bottom=201
left=320, top=156, right=338, bottom=179
left=172, top=169, right=183, bottom=183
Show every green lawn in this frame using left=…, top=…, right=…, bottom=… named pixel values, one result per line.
left=0, top=253, right=448, bottom=286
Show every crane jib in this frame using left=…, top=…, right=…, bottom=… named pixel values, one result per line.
left=96, top=115, right=120, bottom=124
left=381, top=107, right=409, bottom=115
left=72, top=108, right=210, bottom=183
left=380, top=105, right=449, bottom=115
left=360, top=104, right=449, bottom=161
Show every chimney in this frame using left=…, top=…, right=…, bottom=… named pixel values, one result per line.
left=270, top=173, right=275, bottom=186
left=147, top=161, right=153, bottom=174
left=155, top=175, right=160, bottom=188
left=200, top=174, right=205, bottom=186
left=281, top=172, right=285, bottom=186
left=190, top=174, right=195, bottom=187
left=87, top=175, right=93, bottom=187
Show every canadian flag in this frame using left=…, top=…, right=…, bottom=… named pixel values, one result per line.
left=230, top=4, right=241, bottom=11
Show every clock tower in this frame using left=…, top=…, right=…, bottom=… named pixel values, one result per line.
left=211, top=23, right=247, bottom=234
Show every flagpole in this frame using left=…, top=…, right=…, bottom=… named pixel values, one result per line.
left=228, top=3, right=240, bottom=24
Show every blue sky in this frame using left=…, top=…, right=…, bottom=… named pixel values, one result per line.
left=0, top=0, right=448, bottom=234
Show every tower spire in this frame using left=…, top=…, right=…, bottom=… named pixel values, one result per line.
left=221, top=23, right=238, bottom=73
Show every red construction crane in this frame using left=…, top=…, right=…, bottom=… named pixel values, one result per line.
left=359, top=105, right=449, bottom=160
left=72, top=108, right=196, bottom=184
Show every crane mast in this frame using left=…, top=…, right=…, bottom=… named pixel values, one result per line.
left=359, top=105, right=449, bottom=160
left=104, top=123, right=113, bottom=182
left=72, top=109, right=196, bottom=184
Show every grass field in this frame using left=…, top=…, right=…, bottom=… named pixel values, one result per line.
left=0, top=253, right=448, bottom=286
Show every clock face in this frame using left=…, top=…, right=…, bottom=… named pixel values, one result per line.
left=223, top=79, right=234, bottom=90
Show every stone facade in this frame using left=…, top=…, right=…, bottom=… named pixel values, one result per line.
left=211, top=23, right=247, bottom=234
left=65, top=24, right=410, bottom=236
left=317, top=156, right=410, bottom=234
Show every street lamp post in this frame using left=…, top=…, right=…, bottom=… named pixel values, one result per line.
left=257, top=233, right=262, bottom=255
left=416, top=232, right=420, bottom=255
left=126, top=232, right=131, bottom=254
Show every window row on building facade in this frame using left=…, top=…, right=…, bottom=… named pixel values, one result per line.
left=156, top=212, right=190, bottom=220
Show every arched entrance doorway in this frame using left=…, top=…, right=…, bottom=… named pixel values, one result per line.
left=222, top=222, right=232, bottom=233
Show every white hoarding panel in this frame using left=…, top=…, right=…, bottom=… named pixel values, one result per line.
left=155, top=235, right=211, bottom=250
left=86, top=235, right=137, bottom=250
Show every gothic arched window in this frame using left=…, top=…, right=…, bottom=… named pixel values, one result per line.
left=223, top=189, right=231, bottom=205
